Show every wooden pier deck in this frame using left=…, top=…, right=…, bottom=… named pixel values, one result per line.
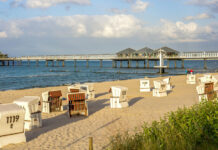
left=0, top=52, right=218, bottom=69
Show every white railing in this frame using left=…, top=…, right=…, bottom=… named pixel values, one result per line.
left=179, top=52, right=218, bottom=58
left=18, top=54, right=117, bottom=60
left=7, top=51, right=218, bottom=60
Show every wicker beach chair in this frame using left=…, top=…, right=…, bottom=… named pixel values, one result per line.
left=153, top=80, right=167, bottom=97
left=140, top=79, right=151, bottom=92
left=187, top=74, right=196, bottom=84
left=196, top=82, right=217, bottom=102
left=110, top=86, right=129, bottom=108
left=42, top=90, right=62, bottom=113
left=162, top=77, right=172, bottom=91
left=79, top=83, right=95, bottom=99
left=67, top=92, right=88, bottom=117
left=67, top=84, right=81, bottom=93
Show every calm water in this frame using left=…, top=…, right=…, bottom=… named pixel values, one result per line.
left=0, top=60, right=218, bottom=91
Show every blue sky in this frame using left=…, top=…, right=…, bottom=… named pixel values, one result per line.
left=0, top=0, right=217, bottom=56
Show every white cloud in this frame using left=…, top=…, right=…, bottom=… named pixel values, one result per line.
left=92, top=15, right=142, bottom=38
left=0, top=32, right=7, bottom=38
left=0, top=0, right=8, bottom=2
left=188, top=0, right=218, bottom=13
left=10, top=0, right=90, bottom=8
left=109, top=8, right=127, bottom=14
left=159, top=19, right=211, bottom=42
left=131, top=0, right=149, bottom=12
left=0, top=15, right=216, bottom=43
left=184, top=13, right=214, bottom=21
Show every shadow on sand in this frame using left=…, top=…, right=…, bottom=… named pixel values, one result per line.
left=128, top=97, right=144, bottom=106
left=88, top=99, right=109, bottom=116
left=95, top=92, right=109, bottom=98
left=26, top=98, right=110, bottom=141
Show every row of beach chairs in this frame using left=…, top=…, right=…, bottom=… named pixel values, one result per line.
left=1, top=74, right=218, bottom=148
left=186, top=73, right=218, bottom=101
left=140, top=77, right=172, bottom=97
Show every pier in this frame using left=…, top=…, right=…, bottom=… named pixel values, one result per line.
left=0, top=52, right=218, bottom=70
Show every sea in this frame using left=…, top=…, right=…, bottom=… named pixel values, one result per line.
left=0, top=60, right=218, bottom=91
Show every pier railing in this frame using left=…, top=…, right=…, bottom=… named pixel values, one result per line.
left=1, top=51, right=218, bottom=61
left=17, top=54, right=117, bottom=60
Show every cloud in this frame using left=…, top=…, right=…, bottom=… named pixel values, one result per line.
left=109, top=8, right=127, bottom=14
left=91, top=15, right=142, bottom=38
left=0, top=32, right=7, bottom=38
left=0, top=15, right=217, bottom=43
left=188, top=0, right=218, bottom=13
left=10, top=0, right=91, bottom=8
left=123, top=0, right=135, bottom=3
left=0, top=0, right=7, bottom=2
left=158, top=19, right=215, bottom=42
left=131, top=0, right=149, bottom=12
left=184, top=13, right=214, bottom=21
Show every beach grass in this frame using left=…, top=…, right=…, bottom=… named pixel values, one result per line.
left=109, top=99, right=218, bottom=150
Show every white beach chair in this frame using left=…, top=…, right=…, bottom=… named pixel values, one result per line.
left=212, top=75, right=218, bottom=92
left=0, top=103, right=26, bottom=148
left=140, top=79, right=151, bottom=92
left=42, top=91, right=50, bottom=113
left=198, top=74, right=213, bottom=84
left=153, top=80, right=167, bottom=97
left=79, top=83, right=95, bottom=99
left=162, top=77, right=172, bottom=91
left=13, top=96, right=42, bottom=130
left=196, top=82, right=216, bottom=102
left=110, top=86, right=129, bottom=108
left=186, top=74, right=196, bottom=84
left=67, top=85, right=80, bottom=93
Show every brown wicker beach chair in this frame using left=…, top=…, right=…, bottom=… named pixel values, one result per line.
left=204, top=82, right=217, bottom=100
left=48, top=90, right=62, bottom=112
left=68, top=93, right=88, bottom=117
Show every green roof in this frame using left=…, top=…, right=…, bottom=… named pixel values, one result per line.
left=135, top=47, right=153, bottom=54
left=116, top=48, right=136, bottom=54
left=152, top=47, right=180, bottom=54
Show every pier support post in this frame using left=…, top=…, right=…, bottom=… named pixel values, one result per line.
left=46, top=60, right=48, bottom=67
left=128, top=60, right=131, bottom=68
left=120, top=61, right=122, bottom=68
left=52, top=61, right=54, bottom=67
left=204, top=59, right=207, bottom=69
left=12, top=61, right=14, bottom=66
left=2, top=61, right=5, bottom=66
left=86, top=59, right=89, bottom=68
left=74, top=60, right=77, bottom=68
left=154, top=61, right=157, bottom=66
left=36, top=60, right=39, bottom=66
left=181, top=59, right=184, bottom=68
left=160, top=68, right=165, bottom=74
left=114, top=60, right=117, bottom=68
left=144, top=60, right=146, bottom=68
left=147, top=60, right=149, bottom=68
left=56, top=60, right=59, bottom=67
left=167, top=60, right=169, bottom=68
left=174, top=60, right=177, bottom=68
left=7, top=61, right=9, bottom=66
left=62, top=60, right=64, bottom=67
left=136, top=61, right=139, bottom=68
left=100, top=59, right=102, bottom=68
left=28, top=60, right=30, bottom=66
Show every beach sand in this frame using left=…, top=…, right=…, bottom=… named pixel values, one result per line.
left=0, top=73, right=217, bottom=150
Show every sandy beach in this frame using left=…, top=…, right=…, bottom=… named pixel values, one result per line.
left=0, top=73, right=217, bottom=150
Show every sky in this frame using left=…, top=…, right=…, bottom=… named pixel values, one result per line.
left=0, top=0, right=218, bottom=56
